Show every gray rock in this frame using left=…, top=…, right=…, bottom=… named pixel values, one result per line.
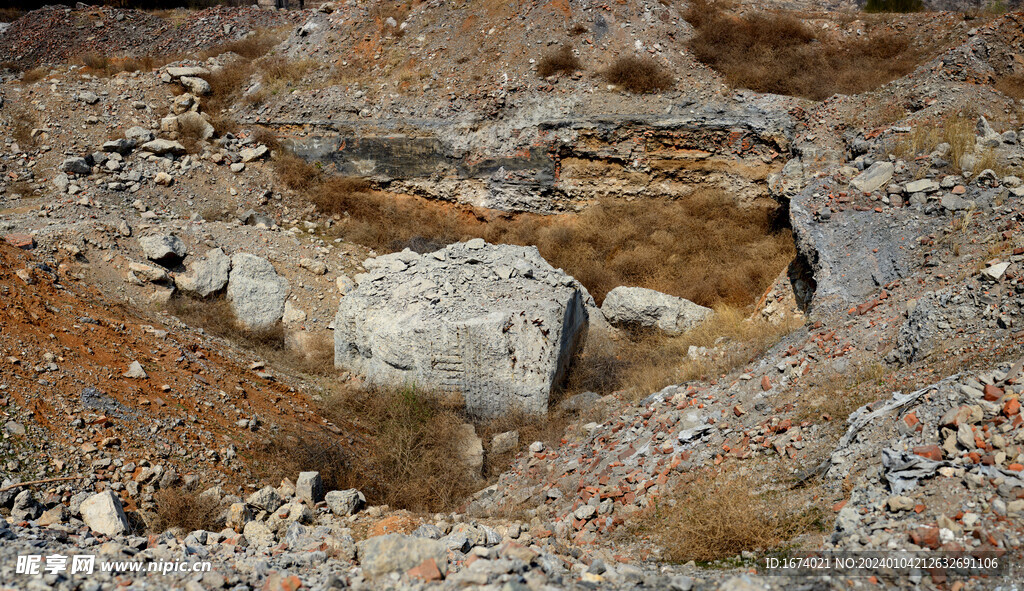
left=325, top=489, right=365, bottom=516
left=79, top=491, right=131, bottom=537
left=179, top=76, right=211, bottom=95
left=102, top=138, right=135, bottom=155
left=175, top=248, right=230, bottom=297
left=850, top=161, right=894, bottom=194
left=940, top=194, right=969, bottom=211
left=490, top=430, right=519, bottom=455
left=357, top=534, right=447, bottom=578
left=296, top=472, right=325, bottom=505
left=124, top=361, right=148, bottom=379
left=165, top=66, right=210, bottom=79
left=242, top=521, right=275, bottom=549
left=140, top=139, right=186, bottom=156
left=246, top=486, right=283, bottom=512
left=125, top=126, right=154, bottom=143
left=53, top=172, right=69, bottom=192
left=175, top=111, right=214, bottom=141
left=240, top=145, right=269, bottom=162
left=139, top=234, right=187, bottom=266
left=905, top=179, right=939, bottom=194
left=333, top=242, right=590, bottom=417
left=227, top=254, right=289, bottom=331
left=601, top=286, right=712, bottom=335
left=79, top=91, right=99, bottom=104
left=11, top=490, right=43, bottom=521
left=60, top=157, right=91, bottom=175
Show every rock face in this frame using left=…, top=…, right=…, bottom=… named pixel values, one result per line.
left=79, top=491, right=130, bottom=537
left=334, top=241, right=590, bottom=417
left=601, top=286, right=712, bottom=335
left=175, top=248, right=230, bottom=297
left=227, top=253, right=289, bottom=331
left=356, top=534, right=447, bottom=579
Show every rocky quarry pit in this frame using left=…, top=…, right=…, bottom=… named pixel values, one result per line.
left=4, top=2, right=1024, bottom=590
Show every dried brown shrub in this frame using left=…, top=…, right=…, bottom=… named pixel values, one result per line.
left=645, top=470, right=825, bottom=562
left=8, top=105, right=37, bottom=146
left=176, top=114, right=211, bottom=153
left=537, top=45, right=582, bottom=77
left=20, top=67, right=46, bottom=84
left=151, top=483, right=223, bottom=533
left=319, top=386, right=482, bottom=511
left=686, top=0, right=922, bottom=100
left=603, top=55, right=673, bottom=93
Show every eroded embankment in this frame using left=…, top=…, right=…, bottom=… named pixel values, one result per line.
left=272, top=112, right=798, bottom=308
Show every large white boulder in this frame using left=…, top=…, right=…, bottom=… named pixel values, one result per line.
left=227, top=254, right=289, bottom=331
left=175, top=248, right=230, bottom=297
left=601, top=286, right=712, bottom=335
left=79, top=491, right=131, bottom=537
left=334, top=241, right=590, bottom=417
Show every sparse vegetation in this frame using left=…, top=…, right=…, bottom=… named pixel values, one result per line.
left=164, top=297, right=334, bottom=376
left=77, top=53, right=168, bottom=77
left=176, top=114, right=211, bottom=153
left=566, top=305, right=803, bottom=400
left=280, top=154, right=794, bottom=308
left=151, top=482, right=224, bottom=533
left=603, top=55, right=673, bottom=93
left=644, top=469, right=825, bottom=562
left=864, top=0, right=923, bottom=12
left=7, top=105, right=38, bottom=147
left=686, top=0, right=922, bottom=100
left=537, top=45, right=582, bottom=78
left=19, top=67, right=46, bottom=84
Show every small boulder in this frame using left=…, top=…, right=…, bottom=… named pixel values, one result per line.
left=141, top=139, right=186, bottom=156
left=296, top=471, right=325, bottom=505
left=601, top=286, right=712, bottom=336
left=850, top=161, right=894, bottom=194
left=79, top=491, right=131, bottom=537
left=357, top=534, right=447, bottom=579
left=175, top=248, right=231, bottom=297
left=125, top=126, right=155, bottom=143
left=179, top=75, right=211, bottom=95
left=325, top=489, right=365, bottom=516
left=139, top=234, right=187, bottom=266
left=227, top=254, right=289, bottom=331
left=60, top=157, right=91, bottom=175
left=240, top=145, right=269, bottom=162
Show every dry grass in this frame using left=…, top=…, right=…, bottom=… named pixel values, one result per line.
left=78, top=53, right=169, bottom=77
left=0, top=8, right=23, bottom=22
left=201, top=28, right=287, bottom=61
left=686, top=0, right=922, bottom=100
left=150, top=482, right=223, bottom=534
left=603, top=55, right=673, bottom=94
left=164, top=297, right=334, bottom=376
left=254, top=429, right=358, bottom=494
left=864, top=0, right=923, bottom=11
left=645, top=469, right=825, bottom=562
left=280, top=155, right=793, bottom=308
left=566, top=305, right=802, bottom=400
left=197, top=28, right=289, bottom=114
left=319, top=386, right=483, bottom=511
left=20, top=67, right=46, bottom=84
left=176, top=114, right=211, bottom=153
left=891, top=113, right=975, bottom=170
left=7, top=105, right=37, bottom=147
left=537, top=45, right=582, bottom=78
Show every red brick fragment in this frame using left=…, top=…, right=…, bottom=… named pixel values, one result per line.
left=408, top=558, right=443, bottom=582
left=913, top=445, right=943, bottom=461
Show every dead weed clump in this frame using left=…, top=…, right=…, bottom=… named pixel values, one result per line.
left=7, top=105, right=38, bottom=147
left=686, top=0, right=922, bottom=100
left=150, top=483, right=223, bottom=534
left=320, top=386, right=482, bottom=512
left=19, top=67, right=46, bottom=84
left=996, top=74, right=1024, bottom=101
left=645, top=469, right=825, bottom=563
left=565, top=305, right=802, bottom=400
left=603, top=55, right=673, bottom=93
left=537, top=45, right=582, bottom=78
